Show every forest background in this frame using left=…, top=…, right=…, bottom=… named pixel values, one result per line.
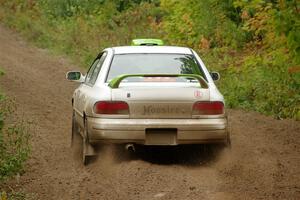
left=0, top=0, right=299, bottom=120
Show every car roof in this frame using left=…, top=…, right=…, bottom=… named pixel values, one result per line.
left=111, top=46, right=193, bottom=55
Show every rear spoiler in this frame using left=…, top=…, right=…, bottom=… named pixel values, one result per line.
left=108, top=74, right=208, bottom=89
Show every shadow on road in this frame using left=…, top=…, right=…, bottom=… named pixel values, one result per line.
left=111, top=144, right=227, bottom=166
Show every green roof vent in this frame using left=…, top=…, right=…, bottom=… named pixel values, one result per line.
left=131, top=39, right=164, bottom=46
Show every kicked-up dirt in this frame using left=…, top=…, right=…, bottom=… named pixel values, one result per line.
left=0, top=24, right=299, bottom=200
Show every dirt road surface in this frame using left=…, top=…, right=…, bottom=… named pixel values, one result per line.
left=0, top=25, right=299, bottom=200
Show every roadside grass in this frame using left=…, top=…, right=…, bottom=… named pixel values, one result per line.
left=0, top=117, right=30, bottom=181
left=0, top=190, right=35, bottom=200
left=0, top=70, right=31, bottom=199
left=0, top=1, right=163, bottom=67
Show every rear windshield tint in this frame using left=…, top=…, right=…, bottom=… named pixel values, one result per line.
left=106, top=53, right=205, bottom=81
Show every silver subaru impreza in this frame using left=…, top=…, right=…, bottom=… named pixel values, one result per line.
left=67, top=39, right=230, bottom=164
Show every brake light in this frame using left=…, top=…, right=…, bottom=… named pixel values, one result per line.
left=94, top=101, right=129, bottom=114
left=192, top=101, right=224, bottom=115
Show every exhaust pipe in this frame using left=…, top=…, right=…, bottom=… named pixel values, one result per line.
left=125, top=144, right=135, bottom=152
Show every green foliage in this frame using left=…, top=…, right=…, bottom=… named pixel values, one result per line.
left=39, top=0, right=106, bottom=18
left=217, top=52, right=299, bottom=119
left=160, top=0, right=246, bottom=49
left=0, top=122, right=30, bottom=181
left=274, top=1, right=300, bottom=62
left=228, top=0, right=300, bottom=119
left=0, top=0, right=163, bottom=66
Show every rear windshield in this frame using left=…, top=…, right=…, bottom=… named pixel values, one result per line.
left=106, top=53, right=205, bottom=82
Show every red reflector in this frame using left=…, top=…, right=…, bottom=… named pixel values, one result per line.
left=192, top=101, right=224, bottom=115
left=94, top=101, right=129, bottom=114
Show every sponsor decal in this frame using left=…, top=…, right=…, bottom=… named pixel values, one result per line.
left=143, top=105, right=185, bottom=115
left=194, top=90, right=202, bottom=98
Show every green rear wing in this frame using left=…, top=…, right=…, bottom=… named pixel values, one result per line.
left=108, top=74, right=208, bottom=89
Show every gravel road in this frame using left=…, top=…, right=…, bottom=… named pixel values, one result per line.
left=0, top=25, right=299, bottom=200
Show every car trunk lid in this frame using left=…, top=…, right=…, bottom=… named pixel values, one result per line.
left=111, top=82, right=210, bottom=119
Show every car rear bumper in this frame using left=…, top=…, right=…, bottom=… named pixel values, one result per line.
left=87, top=117, right=229, bottom=145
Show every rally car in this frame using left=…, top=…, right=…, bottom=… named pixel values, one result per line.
left=66, top=39, right=230, bottom=164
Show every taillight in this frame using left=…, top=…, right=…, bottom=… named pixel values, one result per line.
left=94, top=101, right=129, bottom=114
left=192, top=101, right=224, bottom=115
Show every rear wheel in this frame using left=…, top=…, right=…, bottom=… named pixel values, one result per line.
left=226, top=133, right=231, bottom=148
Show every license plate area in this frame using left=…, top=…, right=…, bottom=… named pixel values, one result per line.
left=145, top=128, right=177, bottom=145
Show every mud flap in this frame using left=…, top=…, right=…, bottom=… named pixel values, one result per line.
left=83, top=138, right=96, bottom=156
left=82, top=119, right=96, bottom=165
left=226, top=115, right=231, bottom=148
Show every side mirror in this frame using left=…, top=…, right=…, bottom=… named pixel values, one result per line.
left=66, top=71, right=85, bottom=83
left=210, top=72, right=220, bottom=81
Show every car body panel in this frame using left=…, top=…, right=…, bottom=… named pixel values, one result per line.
left=87, top=117, right=227, bottom=145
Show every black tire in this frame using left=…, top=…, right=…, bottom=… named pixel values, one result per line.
left=225, top=115, right=231, bottom=149
left=71, top=111, right=80, bottom=147
left=226, top=134, right=231, bottom=148
left=225, top=123, right=231, bottom=149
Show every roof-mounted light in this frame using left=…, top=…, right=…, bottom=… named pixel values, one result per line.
left=131, top=39, right=164, bottom=46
